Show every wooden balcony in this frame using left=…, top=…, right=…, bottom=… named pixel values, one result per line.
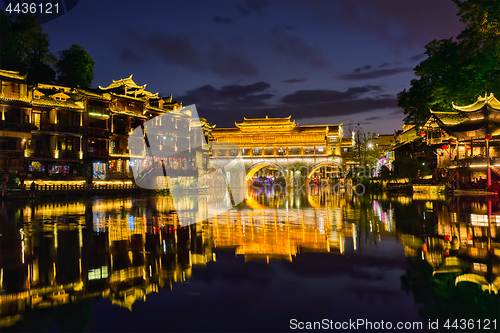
left=0, top=149, right=23, bottom=158
left=0, top=92, right=31, bottom=102
left=112, top=127, right=130, bottom=135
left=59, top=150, right=82, bottom=159
left=0, top=121, right=31, bottom=132
left=38, top=123, right=82, bottom=134
left=88, top=128, right=109, bottom=137
left=88, top=148, right=109, bottom=157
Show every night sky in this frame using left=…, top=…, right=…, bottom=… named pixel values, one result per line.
left=3, top=0, right=465, bottom=134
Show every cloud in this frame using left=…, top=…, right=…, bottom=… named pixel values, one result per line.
left=178, top=82, right=273, bottom=108
left=181, top=83, right=397, bottom=128
left=282, top=78, right=307, bottom=83
left=409, top=53, right=426, bottom=62
left=338, top=67, right=412, bottom=80
left=281, top=86, right=383, bottom=105
left=213, top=16, right=234, bottom=24
left=207, top=43, right=259, bottom=77
left=378, top=63, right=390, bottom=68
left=353, top=65, right=372, bottom=73
left=120, top=33, right=258, bottom=78
left=305, top=1, right=464, bottom=48
left=149, top=34, right=198, bottom=66
left=120, top=49, right=144, bottom=62
left=268, top=30, right=329, bottom=69
left=237, top=0, right=270, bottom=16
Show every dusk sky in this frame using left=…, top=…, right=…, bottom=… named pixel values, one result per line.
left=3, top=0, right=466, bottom=134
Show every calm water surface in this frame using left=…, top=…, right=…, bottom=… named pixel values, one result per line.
left=0, top=191, right=498, bottom=332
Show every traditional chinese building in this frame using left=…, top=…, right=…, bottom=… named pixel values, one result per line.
left=212, top=116, right=342, bottom=158
left=422, top=93, right=500, bottom=187
left=0, top=71, right=208, bottom=185
left=0, top=70, right=32, bottom=172
left=211, top=116, right=344, bottom=182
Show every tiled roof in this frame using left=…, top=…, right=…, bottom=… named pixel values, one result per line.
left=236, top=116, right=295, bottom=127
left=99, top=75, right=145, bottom=90
left=33, top=96, right=85, bottom=110
left=430, top=111, right=469, bottom=126
left=452, top=93, right=500, bottom=112
left=0, top=69, right=27, bottom=81
left=75, top=88, right=111, bottom=101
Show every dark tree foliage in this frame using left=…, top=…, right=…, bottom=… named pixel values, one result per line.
left=0, top=11, right=56, bottom=84
left=56, top=45, right=95, bottom=88
left=398, top=0, right=500, bottom=126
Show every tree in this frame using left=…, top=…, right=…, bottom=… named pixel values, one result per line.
left=56, top=45, right=95, bottom=88
left=348, top=123, right=381, bottom=169
left=0, top=11, right=56, bottom=84
left=398, top=0, right=500, bottom=126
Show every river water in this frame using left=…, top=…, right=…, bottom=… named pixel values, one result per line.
left=0, top=190, right=498, bottom=332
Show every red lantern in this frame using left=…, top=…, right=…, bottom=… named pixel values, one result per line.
left=419, top=131, right=425, bottom=136
left=448, top=138, right=455, bottom=143
left=444, top=235, right=450, bottom=241
left=466, top=145, right=471, bottom=150
left=442, top=144, right=449, bottom=150
left=422, top=243, right=428, bottom=253
left=485, top=134, right=492, bottom=140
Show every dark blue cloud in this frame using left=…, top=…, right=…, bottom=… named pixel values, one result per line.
left=338, top=68, right=412, bottom=80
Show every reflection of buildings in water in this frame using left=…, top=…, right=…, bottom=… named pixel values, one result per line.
left=0, top=195, right=398, bottom=327
left=210, top=208, right=352, bottom=262
left=399, top=197, right=500, bottom=294
left=0, top=199, right=213, bottom=327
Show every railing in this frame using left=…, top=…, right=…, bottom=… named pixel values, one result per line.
left=0, top=149, right=23, bottom=158
left=0, top=121, right=31, bottom=132
left=88, top=128, right=109, bottom=137
left=426, top=138, right=445, bottom=145
left=112, top=127, right=130, bottom=135
left=21, top=183, right=139, bottom=192
left=88, top=148, right=108, bottom=157
left=110, top=149, right=129, bottom=156
left=88, top=106, right=108, bottom=114
left=25, top=149, right=58, bottom=159
left=38, top=123, right=82, bottom=134
left=0, top=92, right=31, bottom=102
left=59, top=150, right=82, bottom=159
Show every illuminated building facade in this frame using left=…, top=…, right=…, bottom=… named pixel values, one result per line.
left=0, top=70, right=209, bottom=183
left=0, top=70, right=32, bottom=172
left=211, top=116, right=344, bottom=182
left=213, top=116, right=342, bottom=158
left=422, top=93, right=500, bottom=186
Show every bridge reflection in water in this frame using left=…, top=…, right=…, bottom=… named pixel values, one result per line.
left=0, top=191, right=498, bottom=329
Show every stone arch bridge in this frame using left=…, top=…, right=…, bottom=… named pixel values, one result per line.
left=210, top=155, right=344, bottom=187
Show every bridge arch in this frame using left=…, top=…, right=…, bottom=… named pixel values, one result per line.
left=305, top=161, right=344, bottom=186
left=246, top=162, right=287, bottom=186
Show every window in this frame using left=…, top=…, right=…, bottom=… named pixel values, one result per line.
left=303, top=147, right=314, bottom=155
left=264, top=147, right=274, bottom=156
